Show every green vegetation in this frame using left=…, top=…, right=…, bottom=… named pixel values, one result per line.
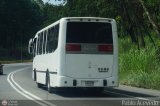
left=0, top=0, right=43, bottom=60
left=119, top=37, right=160, bottom=90
left=0, top=0, right=160, bottom=89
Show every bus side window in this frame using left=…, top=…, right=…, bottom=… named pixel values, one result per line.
left=46, top=30, right=49, bottom=53
left=46, top=24, right=59, bottom=53
left=47, top=28, right=54, bottom=53
left=33, top=38, right=37, bottom=57
left=37, top=34, right=40, bottom=55
left=46, top=30, right=48, bottom=54
left=53, top=24, right=59, bottom=51
left=43, top=31, right=47, bottom=54
left=39, top=33, right=43, bottom=55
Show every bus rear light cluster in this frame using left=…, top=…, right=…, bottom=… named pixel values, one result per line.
left=66, top=44, right=81, bottom=51
left=98, top=45, right=113, bottom=52
left=66, top=44, right=113, bottom=52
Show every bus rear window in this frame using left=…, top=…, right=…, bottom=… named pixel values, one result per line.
left=66, top=22, right=113, bottom=44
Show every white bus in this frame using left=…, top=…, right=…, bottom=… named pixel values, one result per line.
left=28, top=17, right=118, bottom=93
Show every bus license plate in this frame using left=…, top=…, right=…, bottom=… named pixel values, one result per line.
left=85, top=81, right=94, bottom=86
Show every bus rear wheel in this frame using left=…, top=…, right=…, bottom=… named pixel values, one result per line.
left=37, top=83, right=43, bottom=88
left=33, top=69, right=36, bottom=81
left=0, top=71, right=3, bottom=75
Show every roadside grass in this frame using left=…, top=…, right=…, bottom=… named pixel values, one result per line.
left=119, top=37, right=160, bottom=90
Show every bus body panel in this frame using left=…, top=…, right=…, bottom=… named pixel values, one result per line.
left=61, top=18, right=118, bottom=87
left=50, top=76, right=118, bottom=87
left=33, top=49, right=60, bottom=85
left=65, top=54, right=113, bottom=78
left=30, top=17, right=118, bottom=88
left=112, top=25, right=118, bottom=78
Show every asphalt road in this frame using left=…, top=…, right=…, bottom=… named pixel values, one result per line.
left=0, top=63, right=160, bottom=106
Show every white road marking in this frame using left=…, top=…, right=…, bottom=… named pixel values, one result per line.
left=7, top=67, right=56, bottom=106
left=7, top=66, right=154, bottom=103
left=7, top=72, right=48, bottom=106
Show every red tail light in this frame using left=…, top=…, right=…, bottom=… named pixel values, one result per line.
left=66, top=44, right=81, bottom=51
left=98, top=44, right=113, bottom=52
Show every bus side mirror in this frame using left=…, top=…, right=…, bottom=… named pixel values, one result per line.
left=28, top=38, right=33, bottom=54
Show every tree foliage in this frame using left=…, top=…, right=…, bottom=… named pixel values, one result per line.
left=42, top=0, right=160, bottom=48
left=0, top=0, right=160, bottom=60
left=0, top=0, right=43, bottom=59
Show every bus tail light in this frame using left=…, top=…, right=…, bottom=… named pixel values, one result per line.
left=98, top=45, right=113, bottom=52
left=66, top=44, right=81, bottom=51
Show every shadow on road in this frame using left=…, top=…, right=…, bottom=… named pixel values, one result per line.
left=40, top=86, right=156, bottom=98
left=105, top=87, right=157, bottom=97
left=41, top=87, right=115, bottom=98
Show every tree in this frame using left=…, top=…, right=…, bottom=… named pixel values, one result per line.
left=0, top=0, right=43, bottom=59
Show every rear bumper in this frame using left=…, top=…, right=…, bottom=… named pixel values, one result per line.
left=50, top=75, right=118, bottom=87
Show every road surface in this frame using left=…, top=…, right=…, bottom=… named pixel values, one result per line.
left=0, top=63, right=160, bottom=106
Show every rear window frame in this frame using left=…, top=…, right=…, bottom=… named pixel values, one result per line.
left=66, top=21, right=113, bottom=44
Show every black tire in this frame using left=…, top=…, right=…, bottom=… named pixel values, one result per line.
left=37, top=83, right=43, bottom=88
left=33, top=69, right=36, bottom=81
left=0, top=65, right=3, bottom=75
left=0, top=71, right=3, bottom=75
left=0, top=68, right=3, bottom=75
